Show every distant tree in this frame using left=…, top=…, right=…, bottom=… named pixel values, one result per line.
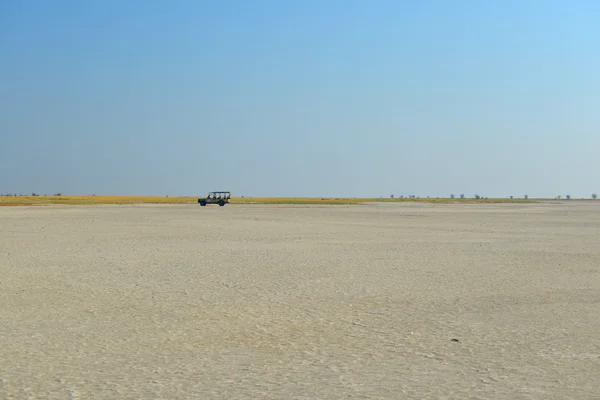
left=524, top=195, right=528, bottom=200
left=566, top=194, right=571, bottom=200
left=557, top=195, right=561, bottom=200
left=460, top=194, right=465, bottom=199
left=390, top=194, right=394, bottom=199
left=509, top=195, right=513, bottom=199
left=450, top=194, right=455, bottom=199
left=474, top=194, right=481, bottom=200
left=592, top=193, right=597, bottom=200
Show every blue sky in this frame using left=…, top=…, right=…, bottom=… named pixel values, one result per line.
left=1, top=0, right=599, bottom=198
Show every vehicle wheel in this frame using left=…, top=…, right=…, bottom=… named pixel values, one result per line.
left=218, top=200, right=225, bottom=206
left=200, top=201, right=206, bottom=206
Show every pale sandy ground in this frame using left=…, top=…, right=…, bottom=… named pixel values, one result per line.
left=1, top=202, right=599, bottom=400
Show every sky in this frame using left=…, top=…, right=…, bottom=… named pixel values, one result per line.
left=1, top=0, right=599, bottom=198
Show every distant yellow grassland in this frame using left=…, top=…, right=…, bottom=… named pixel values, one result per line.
left=232, top=197, right=537, bottom=205
left=0, top=195, right=197, bottom=206
left=0, top=195, right=538, bottom=206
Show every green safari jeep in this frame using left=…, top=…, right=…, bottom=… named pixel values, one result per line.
left=198, top=191, right=231, bottom=207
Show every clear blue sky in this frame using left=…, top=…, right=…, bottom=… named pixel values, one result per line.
left=1, top=0, right=598, bottom=198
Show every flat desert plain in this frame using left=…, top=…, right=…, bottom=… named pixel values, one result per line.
left=1, top=202, right=599, bottom=400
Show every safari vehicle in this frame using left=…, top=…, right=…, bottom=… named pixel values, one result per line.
left=198, top=191, right=231, bottom=207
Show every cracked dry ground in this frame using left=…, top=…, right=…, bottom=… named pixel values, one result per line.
left=1, top=202, right=599, bottom=399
